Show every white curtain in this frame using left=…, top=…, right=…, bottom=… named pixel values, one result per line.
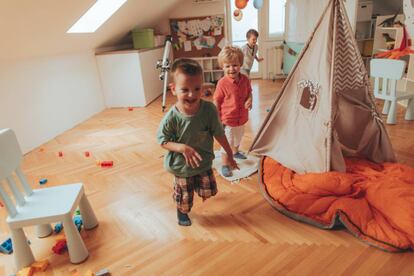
left=285, top=0, right=356, bottom=43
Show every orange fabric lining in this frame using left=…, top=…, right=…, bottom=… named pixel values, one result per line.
left=261, top=156, right=414, bottom=252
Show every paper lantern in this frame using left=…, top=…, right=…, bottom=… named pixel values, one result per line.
left=253, top=0, right=263, bottom=9
left=233, top=9, right=243, bottom=21
left=235, top=0, right=248, bottom=9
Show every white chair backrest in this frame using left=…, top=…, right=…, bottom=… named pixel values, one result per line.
left=0, top=129, right=33, bottom=217
left=370, top=59, right=405, bottom=98
left=370, top=59, right=405, bottom=79
left=0, top=129, right=23, bottom=179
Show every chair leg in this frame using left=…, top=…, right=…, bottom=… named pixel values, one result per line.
left=382, top=100, right=391, bottom=115
left=387, top=100, right=397, bottom=124
left=404, top=98, right=414, bottom=120
left=36, top=224, right=53, bottom=238
left=62, top=214, right=89, bottom=264
left=79, top=194, right=99, bottom=230
left=10, top=228, right=35, bottom=270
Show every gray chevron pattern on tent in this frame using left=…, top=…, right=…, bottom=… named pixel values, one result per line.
left=333, top=0, right=366, bottom=93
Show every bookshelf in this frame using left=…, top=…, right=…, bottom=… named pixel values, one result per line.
left=192, top=56, right=224, bottom=85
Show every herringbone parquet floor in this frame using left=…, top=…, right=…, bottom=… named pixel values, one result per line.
left=0, top=80, right=413, bottom=275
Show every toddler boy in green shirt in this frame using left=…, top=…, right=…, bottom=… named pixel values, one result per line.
left=157, top=58, right=238, bottom=226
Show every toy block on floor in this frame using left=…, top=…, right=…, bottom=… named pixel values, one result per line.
left=0, top=238, right=12, bottom=254
left=73, top=215, right=83, bottom=232
left=17, top=267, right=33, bottom=276
left=39, top=178, right=48, bottom=185
left=31, top=259, right=49, bottom=272
left=95, top=268, right=110, bottom=276
left=100, top=161, right=113, bottom=167
left=54, top=222, right=63, bottom=233
left=52, top=239, right=67, bottom=255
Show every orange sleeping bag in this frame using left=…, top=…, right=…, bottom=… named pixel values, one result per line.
left=260, top=156, right=414, bottom=252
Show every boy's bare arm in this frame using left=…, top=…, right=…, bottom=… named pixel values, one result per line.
left=214, top=136, right=239, bottom=170
left=161, top=142, right=202, bottom=168
left=255, top=55, right=264, bottom=62
left=244, top=92, right=252, bottom=110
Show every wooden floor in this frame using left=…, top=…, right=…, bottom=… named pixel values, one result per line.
left=1, top=79, right=414, bottom=275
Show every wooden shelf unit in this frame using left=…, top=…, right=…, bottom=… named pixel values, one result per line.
left=192, top=56, right=224, bottom=85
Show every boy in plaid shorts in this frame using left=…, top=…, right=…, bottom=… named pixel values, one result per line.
left=157, top=58, right=238, bottom=226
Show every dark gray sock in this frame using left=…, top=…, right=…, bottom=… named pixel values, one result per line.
left=177, top=209, right=192, bottom=226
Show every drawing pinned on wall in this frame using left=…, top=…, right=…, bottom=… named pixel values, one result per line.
left=184, top=40, right=192, bottom=52
left=234, top=9, right=243, bottom=21
left=200, top=18, right=212, bottom=32
left=187, top=20, right=204, bottom=36
left=170, top=15, right=225, bottom=58
left=211, top=16, right=224, bottom=29
left=218, top=38, right=226, bottom=49
left=194, top=36, right=216, bottom=49
left=214, top=27, right=222, bottom=36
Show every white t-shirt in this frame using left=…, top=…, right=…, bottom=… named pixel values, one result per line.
left=241, top=43, right=258, bottom=71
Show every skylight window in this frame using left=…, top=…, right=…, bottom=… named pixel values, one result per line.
left=67, top=0, right=127, bottom=33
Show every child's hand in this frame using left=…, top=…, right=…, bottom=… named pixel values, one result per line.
left=180, top=144, right=203, bottom=168
left=244, top=98, right=252, bottom=110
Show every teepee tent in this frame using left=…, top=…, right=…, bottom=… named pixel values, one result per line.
left=250, top=0, right=395, bottom=173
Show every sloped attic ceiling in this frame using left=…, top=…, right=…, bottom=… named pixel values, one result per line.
left=0, top=0, right=181, bottom=60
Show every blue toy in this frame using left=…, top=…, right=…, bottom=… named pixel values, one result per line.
left=73, top=215, right=83, bottom=232
left=39, top=178, right=48, bottom=185
left=0, top=238, right=13, bottom=254
left=54, top=223, right=63, bottom=233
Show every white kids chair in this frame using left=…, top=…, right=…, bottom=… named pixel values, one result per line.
left=370, top=58, right=414, bottom=124
left=0, top=128, right=98, bottom=270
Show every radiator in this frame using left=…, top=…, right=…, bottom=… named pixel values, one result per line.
left=266, top=45, right=284, bottom=80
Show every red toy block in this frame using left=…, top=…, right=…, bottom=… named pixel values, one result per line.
left=128, top=107, right=133, bottom=111
left=85, top=151, right=90, bottom=157
left=52, top=239, right=67, bottom=255
left=58, top=151, right=63, bottom=157
left=100, top=161, right=113, bottom=167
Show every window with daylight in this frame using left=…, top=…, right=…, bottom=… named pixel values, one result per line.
left=67, top=0, right=127, bottom=33
left=268, top=0, right=286, bottom=38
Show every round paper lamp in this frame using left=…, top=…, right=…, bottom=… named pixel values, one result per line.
left=253, top=0, right=263, bottom=9
left=233, top=9, right=243, bottom=21
left=235, top=0, right=248, bottom=9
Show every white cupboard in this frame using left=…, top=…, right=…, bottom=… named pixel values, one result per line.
left=96, top=47, right=164, bottom=107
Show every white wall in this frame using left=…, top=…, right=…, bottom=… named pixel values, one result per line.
left=0, top=52, right=105, bottom=153
left=286, top=0, right=357, bottom=43
left=156, top=0, right=225, bottom=34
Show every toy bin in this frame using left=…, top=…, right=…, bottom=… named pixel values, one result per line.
left=132, top=28, right=155, bottom=49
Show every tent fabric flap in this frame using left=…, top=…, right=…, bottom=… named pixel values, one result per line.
left=250, top=0, right=395, bottom=174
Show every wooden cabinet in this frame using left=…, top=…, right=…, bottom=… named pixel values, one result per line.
left=95, top=47, right=164, bottom=107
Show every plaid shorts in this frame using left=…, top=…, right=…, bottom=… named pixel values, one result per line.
left=173, top=169, right=217, bottom=213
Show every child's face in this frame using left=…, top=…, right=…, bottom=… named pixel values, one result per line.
left=171, top=72, right=203, bottom=114
left=247, top=35, right=258, bottom=46
left=222, top=58, right=241, bottom=79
